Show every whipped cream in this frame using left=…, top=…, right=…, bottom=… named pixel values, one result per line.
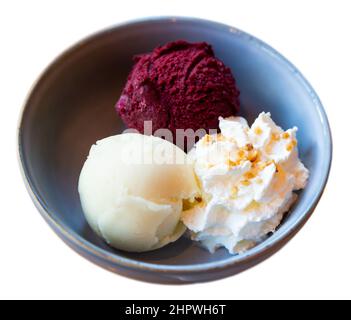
left=182, top=112, right=309, bottom=254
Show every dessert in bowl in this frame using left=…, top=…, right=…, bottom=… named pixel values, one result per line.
left=18, top=17, right=332, bottom=284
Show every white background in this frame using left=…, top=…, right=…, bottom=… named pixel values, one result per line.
left=0, top=0, right=350, bottom=300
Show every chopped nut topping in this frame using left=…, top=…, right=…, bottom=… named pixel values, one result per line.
left=255, top=161, right=266, bottom=171
left=248, top=150, right=259, bottom=162
left=227, top=159, right=238, bottom=167
left=204, top=134, right=212, bottom=144
left=282, top=132, right=290, bottom=139
left=254, top=127, right=263, bottom=135
left=256, top=160, right=275, bottom=171
left=253, top=159, right=275, bottom=174
left=244, top=171, right=256, bottom=179
left=241, top=180, right=251, bottom=186
left=231, top=186, right=239, bottom=197
left=216, top=134, right=225, bottom=142
left=245, top=143, right=254, bottom=151
left=245, top=200, right=260, bottom=211
left=275, top=164, right=283, bottom=173
left=286, top=139, right=297, bottom=151
left=195, top=197, right=203, bottom=203
left=237, top=149, right=246, bottom=159
left=272, top=133, right=281, bottom=141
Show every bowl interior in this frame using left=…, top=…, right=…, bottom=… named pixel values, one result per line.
left=20, top=18, right=331, bottom=267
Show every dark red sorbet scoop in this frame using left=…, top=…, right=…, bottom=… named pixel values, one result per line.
left=115, top=40, right=240, bottom=138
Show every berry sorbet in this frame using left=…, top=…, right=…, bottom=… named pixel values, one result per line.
left=116, top=40, right=240, bottom=138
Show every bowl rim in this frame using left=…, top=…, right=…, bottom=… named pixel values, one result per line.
left=17, top=16, right=333, bottom=274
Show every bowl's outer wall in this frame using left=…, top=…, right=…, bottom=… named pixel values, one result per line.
left=19, top=18, right=332, bottom=283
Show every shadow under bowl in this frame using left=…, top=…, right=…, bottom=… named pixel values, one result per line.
left=18, top=17, right=332, bottom=284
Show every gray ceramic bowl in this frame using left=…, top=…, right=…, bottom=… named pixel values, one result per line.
left=18, top=17, right=332, bottom=284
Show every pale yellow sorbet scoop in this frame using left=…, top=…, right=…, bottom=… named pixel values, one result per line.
left=78, top=133, right=199, bottom=252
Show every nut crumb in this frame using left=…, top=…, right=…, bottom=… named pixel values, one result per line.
left=248, top=150, right=259, bottom=162
left=244, top=171, right=256, bottom=179
left=282, top=132, right=290, bottom=139
left=272, top=133, right=281, bottom=141
left=204, top=134, right=212, bottom=143
left=254, top=127, right=263, bottom=135
left=237, top=149, right=246, bottom=159
left=241, top=180, right=251, bottom=186
left=286, top=139, right=297, bottom=151
left=231, top=186, right=239, bottom=197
